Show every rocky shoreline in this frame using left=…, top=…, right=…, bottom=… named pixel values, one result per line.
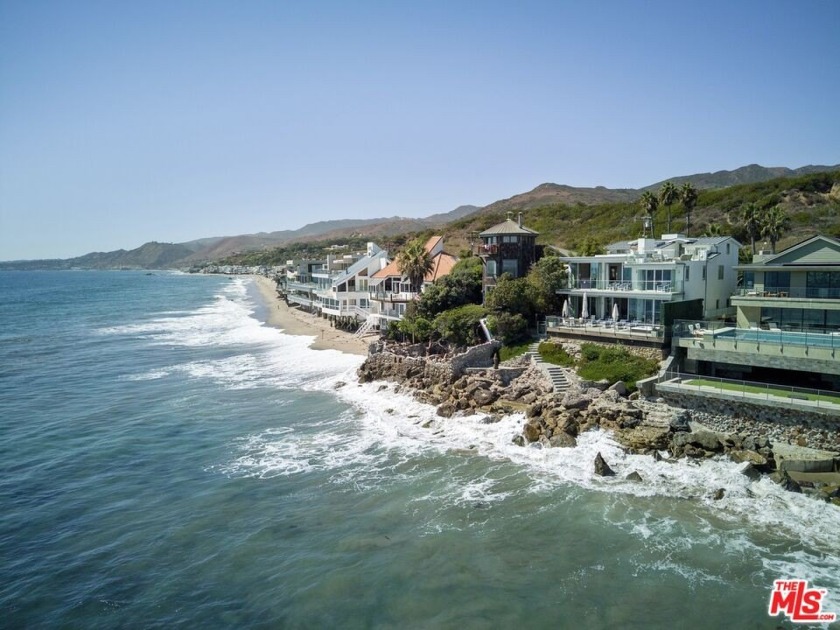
left=357, top=342, right=840, bottom=505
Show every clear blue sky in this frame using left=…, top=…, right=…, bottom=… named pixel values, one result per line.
left=1, top=0, right=838, bottom=260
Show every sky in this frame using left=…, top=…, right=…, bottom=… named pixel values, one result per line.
left=1, top=1, right=839, bottom=260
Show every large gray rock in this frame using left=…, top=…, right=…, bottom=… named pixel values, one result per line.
left=436, top=402, right=456, bottom=418
left=472, top=388, right=499, bottom=407
left=594, top=452, right=616, bottom=477
left=523, top=422, right=542, bottom=443
left=549, top=432, right=577, bottom=448
left=608, top=381, right=628, bottom=397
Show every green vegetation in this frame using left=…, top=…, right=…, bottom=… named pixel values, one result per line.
left=499, top=342, right=532, bottom=362
left=538, top=342, right=575, bottom=367
left=432, top=304, right=487, bottom=347
left=576, top=344, right=659, bottom=391
left=685, top=379, right=840, bottom=406
left=396, top=238, right=434, bottom=292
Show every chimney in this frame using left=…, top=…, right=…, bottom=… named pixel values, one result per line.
left=518, top=212, right=522, bottom=227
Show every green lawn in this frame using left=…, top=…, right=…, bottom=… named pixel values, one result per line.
left=684, top=378, right=840, bottom=405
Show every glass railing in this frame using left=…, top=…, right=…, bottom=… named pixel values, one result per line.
left=662, top=372, right=840, bottom=411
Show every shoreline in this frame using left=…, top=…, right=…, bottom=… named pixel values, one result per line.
left=251, top=275, right=370, bottom=356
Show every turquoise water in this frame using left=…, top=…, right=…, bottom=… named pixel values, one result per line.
left=1, top=271, right=838, bottom=628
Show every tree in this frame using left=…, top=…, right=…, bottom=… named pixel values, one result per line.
left=396, top=239, right=434, bottom=293
left=658, top=181, right=678, bottom=234
left=484, top=274, right=535, bottom=320
left=578, top=236, right=605, bottom=256
left=680, top=182, right=698, bottom=237
left=415, top=257, right=482, bottom=319
left=761, top=205, right=791, bottom=254
left=739, top=202, right=762, bottom=255
left=639, top=191, right=659, bottom=236
left=526, top=255, right=568, bottom=316
left=703, top=222, right=724, bottom=237
left=433, top=304, right=487, bottom=347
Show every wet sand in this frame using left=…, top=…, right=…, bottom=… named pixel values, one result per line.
left=252, top=276, right=370, bottom=356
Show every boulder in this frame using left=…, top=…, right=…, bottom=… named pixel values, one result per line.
left=472, top=388, right=499, bottom=407
left=436, top=402, right=456, bottom=418
left=740, top=463, right=762, bottom=481
left=511, top=434, right=525, bottom=447
left=548, top=432, right=577, bottom=448
left=594, top=452, right=616, bottom=477
left=712, top=488, right=725, bottom=500
left=770, top=469, right=802, bottom=493
left=608, top=381, right=628, bottom=397
left=625, top=471, right=643, bottom=482
left=729, top=449, right=769, bottom=470
left=522, top=422, right=542, bottom=443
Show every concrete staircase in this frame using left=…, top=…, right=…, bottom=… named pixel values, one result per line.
left=526, top=341, right=570, bottom=396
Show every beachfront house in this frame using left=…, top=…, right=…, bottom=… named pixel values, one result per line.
left=283, top=258, right=327, bottom=313
left=475, top=213, right=539, bottom=298
left=553, top=234, right=741, bottom=329
left=314, top=242, right=389, bottom=319
left=669, top=234, right=840, bottom=393
left=366, top=236, right=458, bottom=329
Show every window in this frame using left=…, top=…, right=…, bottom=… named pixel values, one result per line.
left=502, top=259, right=518, bottom=276
left=726, top=243, right=731, bottom=255
left=685, top=267, right=690, bottom=281
left=486, top=260, right=497, bottom=277
left=718, top=265, right=724, bottom=280
left=503, top=235, right=519, bottom=243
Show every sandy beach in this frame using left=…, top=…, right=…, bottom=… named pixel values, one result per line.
left=252, top=275, right=371, bottom=356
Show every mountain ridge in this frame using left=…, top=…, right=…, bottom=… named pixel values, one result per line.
left=2, top=163, right=838, bottom=270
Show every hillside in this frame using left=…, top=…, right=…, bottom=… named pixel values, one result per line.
left=643, top=163, right=840, bottom=191
left=3, top=163, right=839, bottom=270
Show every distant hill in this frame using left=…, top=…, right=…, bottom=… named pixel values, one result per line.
left=2, top=163, right=838, bottom=270
left=643, top=163, right=840, bottom=191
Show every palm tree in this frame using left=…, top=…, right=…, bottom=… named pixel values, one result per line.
left=679, top=182, right=698, bottom=237
left=739, top=202, right=762, bottom=255
left=658, top=181, right=678, bottom=234
left=638, top=191, right=659, bottom=236
left=397, top=239, right=434, bottom=293
left=761, top=205, right=791, bottom=254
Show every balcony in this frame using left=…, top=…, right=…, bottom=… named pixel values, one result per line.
left=369, top=289, right=418, bottom=303
left=564, top=279, right=681, bottom=294
left=673, top=319, right=840, bottom=374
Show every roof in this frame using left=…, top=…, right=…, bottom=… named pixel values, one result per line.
left=424, top=235, right=443, bottom=254
left=370, top=251, right=458, bottom=282
left=736, top=234, right=840, bottom=270
left=425, top=252, right=458, bottom=281
left=479, top=219, right=539, bottom=237
left=371, top=258, right=401, bottom=279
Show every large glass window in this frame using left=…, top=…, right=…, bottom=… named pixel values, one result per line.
left=486, top=260, right=497, bottom=277
left=765, top=271, right=790, bottom=293
left=807, top=271, right=840, bottom=298
left=502, top=259, right=518, bottom=276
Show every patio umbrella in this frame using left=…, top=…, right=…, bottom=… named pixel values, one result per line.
left=612, top=302, right=620, bottom=322
left=561, top=299, right=570, bottom=319
left=581, top=293, right=589, bottom=320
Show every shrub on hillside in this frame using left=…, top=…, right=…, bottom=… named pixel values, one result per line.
left=576, top=343, right=659, bottom=390
left=433, top=304, right=487, bottom=347
left=538, top=342, right=575, bottom=367
left=487, top=312, right=529, bottom=345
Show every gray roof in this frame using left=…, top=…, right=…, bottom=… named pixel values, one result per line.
left=479, top=219, right=539, bottom=237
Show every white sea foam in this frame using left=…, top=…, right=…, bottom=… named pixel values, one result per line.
left=146, top=276, right=840, bottom=600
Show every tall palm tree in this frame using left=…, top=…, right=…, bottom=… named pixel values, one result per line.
left=397, top=239, right=434, bottom=293
left=739, top=202, right=762, bottom=255
left=638, top=191, right=659, bottom=236
left=761, top=205, right=791, bottom=254
left=658, top=181, right=678, bottom=234
left=679, top=182, right=698, bottom=237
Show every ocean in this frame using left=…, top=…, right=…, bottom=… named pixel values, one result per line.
left=1, top=270, right=838, bottom=629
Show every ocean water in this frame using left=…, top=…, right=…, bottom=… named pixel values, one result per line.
left=1, top=270, right=838, bottom=629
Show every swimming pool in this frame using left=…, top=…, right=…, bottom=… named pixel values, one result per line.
left=721, top=328, right=840, bottom=348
